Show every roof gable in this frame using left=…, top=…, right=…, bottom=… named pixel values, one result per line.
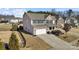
left=45, top=15, right=56, bottom=20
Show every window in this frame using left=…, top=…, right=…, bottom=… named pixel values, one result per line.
left=53, top=20, right=55, bottom=24
left=33, top=20, right=37, bottom=23
left=46, top=20, right=53, bottom=24
left=49, top=27, right=52, bottom=30
left=38, top=20, right=45, bottom=23
left=33, top=20, right=46, bottom=24
left=46, top=20, right=49, bottom=23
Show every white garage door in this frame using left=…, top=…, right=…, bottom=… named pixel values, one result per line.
left=35, top=29, right=46, bottom=35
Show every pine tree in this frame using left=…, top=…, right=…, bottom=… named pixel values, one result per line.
left=9, top=32, right=19, bottom=50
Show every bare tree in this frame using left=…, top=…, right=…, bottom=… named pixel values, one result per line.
left=63, top=23, right=71, bottom=34
left=66, top=9, right=73, bottom=17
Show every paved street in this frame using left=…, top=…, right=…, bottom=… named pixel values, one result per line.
left=38, top=34, right=76, bottom=50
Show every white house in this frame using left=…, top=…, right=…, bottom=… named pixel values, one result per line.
left=0, top=15, right=22, bottom=23
left=23, top=12, right=56, bottom=35
left=0, top=15, right=15, bottom=22
left=65, top=17, right=78, bottom=27
left=9, top=18, right=22, bottom=23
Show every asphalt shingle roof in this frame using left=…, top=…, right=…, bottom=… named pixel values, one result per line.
left=27, top=13, right=48, bottom=20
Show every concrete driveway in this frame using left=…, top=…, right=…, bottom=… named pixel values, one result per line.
left=38, top=34, right=76, bottom=50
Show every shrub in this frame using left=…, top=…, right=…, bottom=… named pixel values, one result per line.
left=19, top=26, right=23, bottom=30
left=51, top=30, right=63, bottom=36
left=4, top=43, right=10, bottom=50
left=9, top=32, right=19, bottom=50
left=47, top=31, right=51, bottom=34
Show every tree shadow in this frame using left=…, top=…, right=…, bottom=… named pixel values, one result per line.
left=4, top=43, right=10, bottom=50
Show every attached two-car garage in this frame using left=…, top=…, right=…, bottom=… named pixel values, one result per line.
left=33, top=28, right=46, bottom=35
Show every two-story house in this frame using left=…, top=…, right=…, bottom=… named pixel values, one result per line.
left=23, top=12, right=56, bottom=35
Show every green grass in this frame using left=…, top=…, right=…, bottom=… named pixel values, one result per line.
left=0, top=42, right=5, bottom=50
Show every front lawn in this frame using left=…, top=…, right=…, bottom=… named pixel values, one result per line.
left=21, top=32, right=52, bottom=50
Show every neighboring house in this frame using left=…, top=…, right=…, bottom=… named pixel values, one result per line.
left=23, top=12, right=56, bottom=35
left=45, top=15, right=56, bottom=30
left=65, top=17, right=78, bottom=27
left=9, top=17, right=22, bottom=23
left=76, top=15, right=79, bottom=25
left=57, top=16, right=65, bottom=28
left=0, top=15, right=22, bottom=23
left=0, top=15, right=15, bottom=22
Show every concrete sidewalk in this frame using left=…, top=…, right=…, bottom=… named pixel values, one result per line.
left=38, top=34, right=76, bottom=50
